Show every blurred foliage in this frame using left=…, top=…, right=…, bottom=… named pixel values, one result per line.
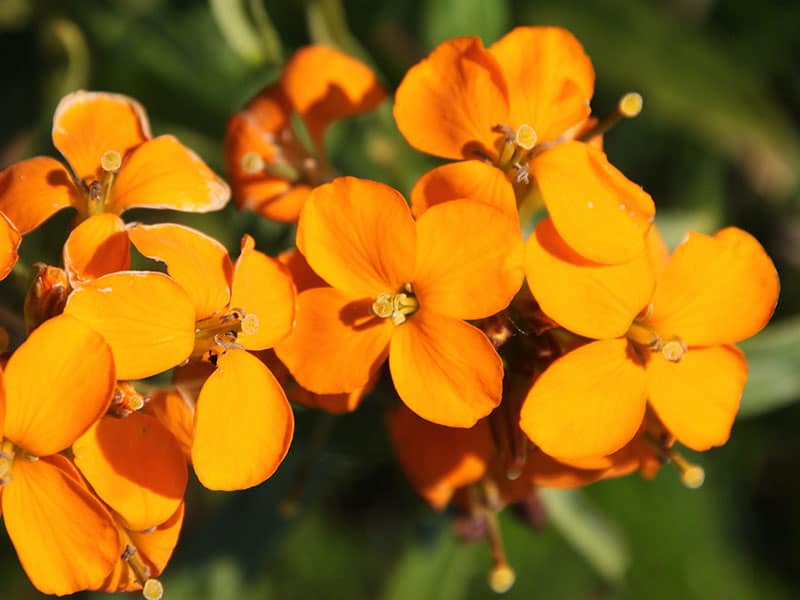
left=0, top=0, right=799, bottom=598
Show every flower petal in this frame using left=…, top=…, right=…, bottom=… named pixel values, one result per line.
left=279, top=247, right=327, bottom=293
left=127, top=222, right=233, bottom=320
left=274, top=287, right=393, bottom=394
left=296, top=177, right=416, bottom=297
left=2, top=455, right=119, bottom=596
left=409, top=160, right=517, bottom=221
left=488, top=27, right=594, bottom=143
left=389, top=309, right=502, bottom=427
left=532, top=141, right=655, bottom=264
left=52, top=91, right=151, bottom=182
left=64, top=271, right=196, bottom=380
left=142, top=390, right=195, bottom=458
left=386, top=404, right=494, bottom=509
left=413, top=200, right=523, bottom=319
left=72, top=412, right=188, bottom=531
left=0, top=157, right=82, bottom=233
left=0, top=211, right=21, bottom=280
left=524, top=217, right=656, bottom=339
left=645, top=228, right=779, bottom=346
left=281, top=44, right=386, bottom=148
left=646, top=345, right=746, bottom=451
left=230, top=235, right=295, bottom=350
left=63, top=213, right=131, bottom=286
left=108, top=135, right=230, bottom=214
left=3, top=315, right=114, bottom=456
left=394, top=36, right=509, bottom=160
left=520, top=339, right=647, bottom=461
left=193, top=349, right=294, bottom=490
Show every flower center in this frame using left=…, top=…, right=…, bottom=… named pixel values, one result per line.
left=494, top=124, right=538, bottom=183
left=0, top=438, right=39, bottom=486
left=371, top=284, right=419, bottom=325
left=626, top=319, right=687, bottom=363
left=192, top=307, right=258, bottom=360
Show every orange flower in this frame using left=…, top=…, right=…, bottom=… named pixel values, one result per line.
left=0, top=315, right=119, bottom=595
left=225, top=45, right=385, bottom=222
left=394, top=27, right=653, bottom=263
left=275, top=176, right=524, bottom=427
left=64, top=224, right=296, bottom=490
left=0, top=211, right=20, bottom=280
left=520, top=220, right=779, bottom=461
left=0, top=91, right=229, bottom=284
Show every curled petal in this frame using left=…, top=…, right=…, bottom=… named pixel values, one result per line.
left=489, top=26, right=594, bottom=143
left=413, top=200, right=523, bottom=320
left=0, top=211, right=20, bottom=280
left=389, top=309, right=502, bottom=427
left=520, top=339, right=647, bottom=461
left=73, top=412, right=188, bottom=531
left=108, top=135, right=230, bottom=214
left=63, top=213, right=131, bottom=285
left=64, top=271, right=196, bottom=380
left=296, top=177, right=416, bottom=297
left=128, top=222, right=233, bottom=320
left=532, top=142, right=655, bottom=264
left=0, top=157, right=81, bottom=233
left=646, top=345, right=746, bottom=451
left=409, top=160, right=517, bottom=221
left=275, top=287, right=393, bottom=394
left=52, top=91, right=151, bottom=182
left=2, top=455, right=119, bottom=596
left=282, top=45, right=386, bottom=148
left=193, top=349, right=294, bottom=490
left=646, top=228, right=779, bottom=345
left=524, top=217, right=656, bottom=339
left=230, top=235, right=296, bottom=350
left=3, top=315, right=114, bottom=456
left=386, top=405, right=494, bottom=509
left=394, top=36, right=509, bottom=160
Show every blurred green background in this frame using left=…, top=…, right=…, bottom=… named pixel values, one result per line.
left=1, top=0, right=799, bottom=598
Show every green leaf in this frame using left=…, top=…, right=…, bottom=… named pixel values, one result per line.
left=538, top=488, right=630, bottom=583
left=421, top=0, right=510, bottom=49
left=738, top=317, right=800, bottom=417
left=209, top=0, right=280, bottom=65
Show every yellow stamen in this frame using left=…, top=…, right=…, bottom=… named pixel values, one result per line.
left=241, top=152, right=265, bottom=175
left=515, top=124, right=538, bottom=150
left=580, top=92, right=644, bottom=142
left=489, top=564, right=516, bottom=594
left=619, top=92, right=643, bottom=118
left=661, top=336, right=687, bottom=362
left=100, top=150, right=122, bottom=173
left=371, top=288, right=419, bottom=325
left=241, top=313, right=260, bottom=336
left=665, top=446, right=705, bottom=489
left=142, top=579, right=164, bottom=600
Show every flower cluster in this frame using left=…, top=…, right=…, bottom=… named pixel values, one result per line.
left=0, top=27, right=779, bottom=597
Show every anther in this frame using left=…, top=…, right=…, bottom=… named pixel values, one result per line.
left=371, top=288, right=419, bottom=325
left=0, top=440, right=15, bottom=484
left=241, top=152, right=265, bottom=175
left=142, top=578, right=164, bottom=600
left=489, top=564, right=516, bottom=594
left=241, top=313, right=260, bottom=336
left=665, top=446, right=705, bottom=489
left=661, top=337, right=687, bottom=362
left=101, top=150, right=122, bottom=173
left=626, top=322, right=662, bottom=351
left=515, top=124, right=538, bottom=150
left=580, top=92, right=644, bottom=142
left=619, top=92, right=643, bottom=118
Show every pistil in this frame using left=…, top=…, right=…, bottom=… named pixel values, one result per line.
left=579, top=92, right=643, bottom=142
left=88, top=150, right=121, bottom=216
